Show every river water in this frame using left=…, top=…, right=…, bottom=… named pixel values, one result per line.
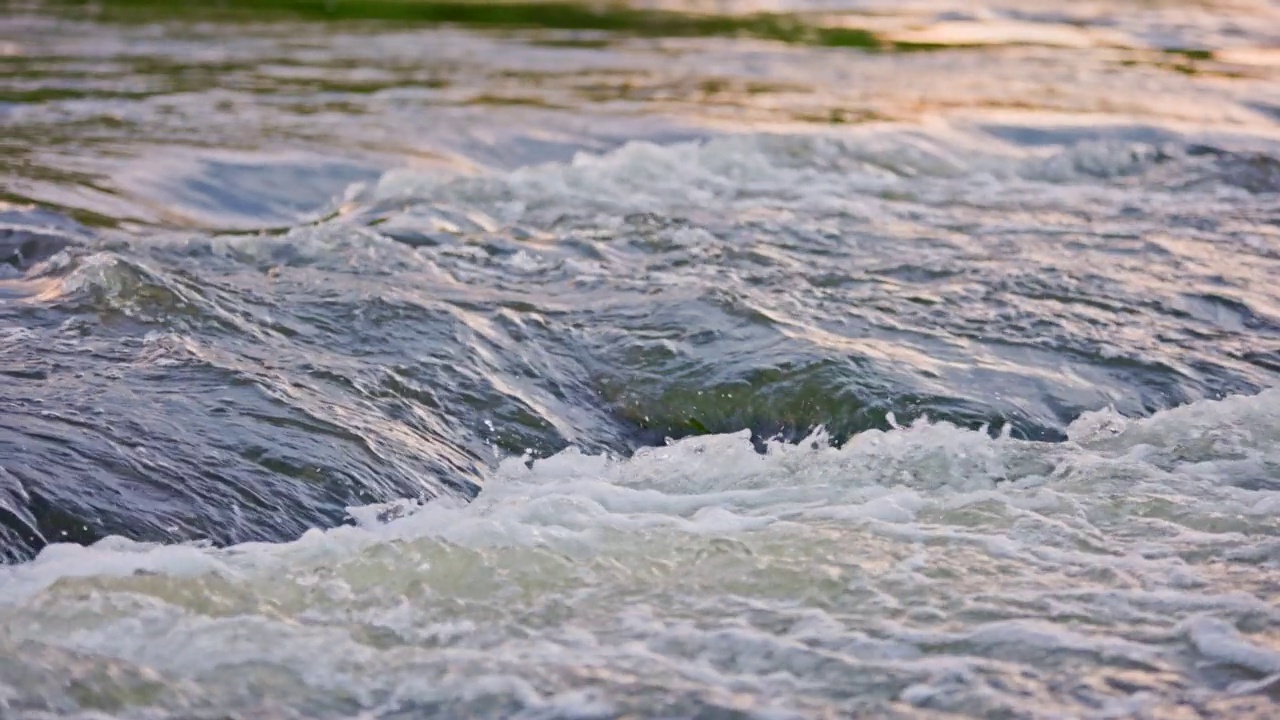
left=3, top=0, right=1280, bottom=717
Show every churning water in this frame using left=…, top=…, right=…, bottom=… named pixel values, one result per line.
left=2, top=0, right=1280, bottom=717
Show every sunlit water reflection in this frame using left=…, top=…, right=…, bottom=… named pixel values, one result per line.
left=2, top=1, right=1280, bottom=717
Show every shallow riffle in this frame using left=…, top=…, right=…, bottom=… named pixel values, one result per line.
left=3, top=392, right=1280, bottom=717
left=3, top=1, right=1280, bottom=717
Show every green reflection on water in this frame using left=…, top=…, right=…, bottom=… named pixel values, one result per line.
left=38, top=0, right=886, bottom=49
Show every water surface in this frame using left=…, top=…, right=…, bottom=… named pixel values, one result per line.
left=2, top=1, right=1280, bottom=717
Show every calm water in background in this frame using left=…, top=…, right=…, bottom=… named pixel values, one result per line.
left=3, top=0, right=1280, bottom=717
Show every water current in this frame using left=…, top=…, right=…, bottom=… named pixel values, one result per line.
left=2, top=0, right=1280, bottom=717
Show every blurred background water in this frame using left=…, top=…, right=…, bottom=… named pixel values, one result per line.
left=2, top=1, right=1280, bottom=717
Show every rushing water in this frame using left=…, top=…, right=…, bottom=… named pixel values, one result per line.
left=3, top=0, right=1280, bottom=717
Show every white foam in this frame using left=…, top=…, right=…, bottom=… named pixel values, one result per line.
left=3, top=390, right=1279, bottom=716
left=360, top=127, right=1280, bottom=231
left=1183, top=615, right=1280, bottom=675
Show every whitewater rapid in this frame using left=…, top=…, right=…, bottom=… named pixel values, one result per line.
left=5, top=2, right=1280, bottom=716
left=3, top=390, right=1280, bottom=718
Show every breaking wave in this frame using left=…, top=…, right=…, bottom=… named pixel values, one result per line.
left=3, top=389, right=1280, bottom=718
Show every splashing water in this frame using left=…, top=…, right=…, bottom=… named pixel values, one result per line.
left=3, top=1, right=1280, bottom=717
left=3, top=391, right=1280, bottom=717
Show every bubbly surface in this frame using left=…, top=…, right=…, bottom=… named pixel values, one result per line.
left=2, top=1, right=1279, bottom=716
left=5, top=394, right=1280, bottom=717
